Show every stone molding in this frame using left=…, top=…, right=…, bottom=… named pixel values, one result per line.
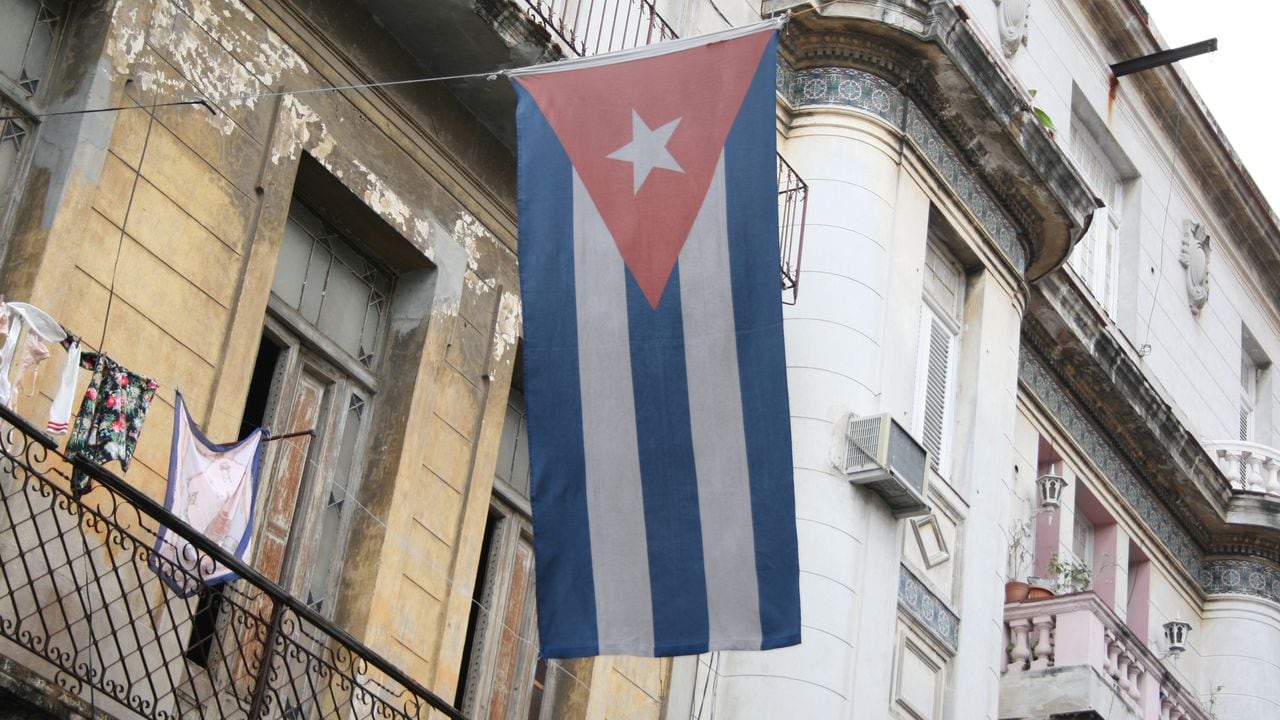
left=778, top=63, right=1026, bottom=272
left=898, top=565, right=959, bottom=654
left=1180, top=220, right=1211, bottom=317
left=1021, top=311, right=1280, bottom=605
left=1018, top=347, right=1204, bottom=579
left=994, top=0, right=1031, bottom=58
left=1201, top=558, right=1280, bottom=603
left=776, top=2, right=1097, bottom=280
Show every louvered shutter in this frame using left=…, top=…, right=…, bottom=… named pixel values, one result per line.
left=916, top=307, right=957, bottom=471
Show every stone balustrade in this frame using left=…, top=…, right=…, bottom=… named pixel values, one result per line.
left=1205, top=440, right=1280, bottom=495
left=1002, top=593, right=1209, bottom=720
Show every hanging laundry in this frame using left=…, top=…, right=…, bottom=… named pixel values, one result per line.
left=150, top=391, right=263, bottom=597
left=66, top=351, right=158, bottom=492
left=11, top=333, right=50, bottom=399
left=46, top=337, right=81, bottom=435
left=0, top=301, right=69, bottom=408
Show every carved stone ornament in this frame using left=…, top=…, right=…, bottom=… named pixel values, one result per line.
left=995, top=0, right=1031, bottom=58
left=1180, top=220, right=1211, bottom=316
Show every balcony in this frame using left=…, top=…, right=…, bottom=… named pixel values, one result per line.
left=1205, top=440, right=1280, bottom=497
left=1001, top=593, right=1208, bottom=720
left=516, top=0, right=676, bottom=57
left=0, top=404, right=461, bottom=719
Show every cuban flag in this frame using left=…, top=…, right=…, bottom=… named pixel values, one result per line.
left=513, top=21, right=800, bottom=658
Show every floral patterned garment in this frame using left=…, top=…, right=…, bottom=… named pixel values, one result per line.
left=66, top=352, right=159, bottom=477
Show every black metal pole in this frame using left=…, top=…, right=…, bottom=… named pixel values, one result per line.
left=246, top=599, right=285, bottom=719
left=1111, top=38, right=1218, bottom=78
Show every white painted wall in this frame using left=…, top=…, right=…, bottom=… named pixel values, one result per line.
left=1202, top=597, right=1280, bottom=717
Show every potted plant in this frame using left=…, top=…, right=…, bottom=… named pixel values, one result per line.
left=1005, top=521, right=1033, bottom=602
left=1047, top=552, right=1092, bottom=594
left=1026, top=575, right=1056, bottom=600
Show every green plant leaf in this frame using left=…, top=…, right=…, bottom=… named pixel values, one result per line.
left=1033, top=106, right=1055, bottom=132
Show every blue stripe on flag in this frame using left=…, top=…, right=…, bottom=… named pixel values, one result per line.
left=723, top=33, right=802, bottom=649
left=626, top=265, right=711, bottom=655
left=516, top=85, right=599, bottom=657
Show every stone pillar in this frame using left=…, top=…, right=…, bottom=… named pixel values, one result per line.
left=705, top=107, right=908, bottom=719
left=1202, top=594, right=1280, bottom=717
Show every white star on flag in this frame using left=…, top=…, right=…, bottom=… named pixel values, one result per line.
left=607, top=110, right=684, bottom=193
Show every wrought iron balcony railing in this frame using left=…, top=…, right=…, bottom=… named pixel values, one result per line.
left=0, top=403, right=463, bottom=720
left=777, top=153, right=808, bottom=305
left=520, top=0, right=677, bottom=57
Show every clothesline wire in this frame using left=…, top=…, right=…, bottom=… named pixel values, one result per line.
left=0, top=6, right=818, bottom=123
left=0, top=98, right=214, bottom=122
left=98, top=89, right=160, bottom=356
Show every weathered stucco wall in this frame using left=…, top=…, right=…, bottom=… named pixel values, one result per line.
left=0, top=0, right=667, bottom=714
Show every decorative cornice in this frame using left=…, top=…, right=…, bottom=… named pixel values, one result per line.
left=775, top=1, right=1097, bottom=280
left=778, top=63, right=1027, bottom=272
left=898, top=565, right=959, bottom=653
left=1018, top=344, right=1205, bottom=579
left=1201, top=558, right=1280, bottom=604
left=1022, top=304, right=1280, bottom=604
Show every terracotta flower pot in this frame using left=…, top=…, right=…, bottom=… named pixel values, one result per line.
left=1027, top=586, right=1055, bottom=600
left=1004, top=581, right=1030, bottom=603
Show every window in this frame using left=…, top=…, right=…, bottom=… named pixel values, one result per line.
left=914, top=238, right=963, bottom=474
left=1067, top=115, right=1123, bottom=315
left=0, top=1, right=64, bottom=236
left=1242, top=351, right=1258, bottom=444
left=185, top=195, right=395, bottom=669
left=1071, top=508, right=1094, bottom=569
left=458, top=368, right=557, bottom=719
left=1125, top=541, right=1151, bottom=644
left=1240, top=327, right=1272, bottom=451
left=250, top=197, right=391, bottom=614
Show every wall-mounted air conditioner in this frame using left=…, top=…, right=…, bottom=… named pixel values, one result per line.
left=836, top=413, right=931, bottom=518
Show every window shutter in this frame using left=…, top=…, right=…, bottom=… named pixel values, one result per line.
left=917, top=308, right=956, bottom=470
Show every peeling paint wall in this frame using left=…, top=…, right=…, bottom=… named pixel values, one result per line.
left=0, top=0, right=665, bottom=716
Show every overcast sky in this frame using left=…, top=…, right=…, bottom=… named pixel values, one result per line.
left=1137, top=0, right=1278, bottom=214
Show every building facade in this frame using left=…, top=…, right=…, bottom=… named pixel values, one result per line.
left=0, top=1, right=1276, bottom=719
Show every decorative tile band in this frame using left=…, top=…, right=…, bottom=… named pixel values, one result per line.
left=1018, top=351, right=1204, bottom=579
left=898, top=565, right=959, bottom=653
left=1201, top=559, right=1280, bottom=604
left=777, top=63, right=1026, bottom=272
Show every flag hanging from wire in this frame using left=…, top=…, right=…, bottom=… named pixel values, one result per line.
left=512, top=20, right=800, bottom=658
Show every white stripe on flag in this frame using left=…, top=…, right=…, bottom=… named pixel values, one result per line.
left=679, top=155, right=763, bottom=648
left=573, top=170, right=655, bottom=653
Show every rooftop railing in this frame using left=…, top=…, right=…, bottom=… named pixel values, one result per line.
left=0, top=403, right=463, bottom=720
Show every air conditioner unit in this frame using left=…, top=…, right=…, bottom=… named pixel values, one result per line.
left=836, top=413, right=931, bottom=518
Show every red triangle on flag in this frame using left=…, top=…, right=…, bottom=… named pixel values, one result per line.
left=517, top=30, right=773, bottom=308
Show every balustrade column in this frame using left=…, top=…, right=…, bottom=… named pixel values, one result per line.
left=1127, top=662, right=1143, bottom=702
left=1218, top=449, right=1244, bottom=490
left=1265, top=458, right=1280, bottom=496
left=1007, top=619, right=1031, bottom=673
left=1116, top=652, right=1133, bottom=695
left=1105, top=633, right=1121, bottom=679
left=1247, top=453, right=1266, bottom=492
left=1030, top=615, right=1054, bottom=670
left=1160, top=691, right=1173, bottom=720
